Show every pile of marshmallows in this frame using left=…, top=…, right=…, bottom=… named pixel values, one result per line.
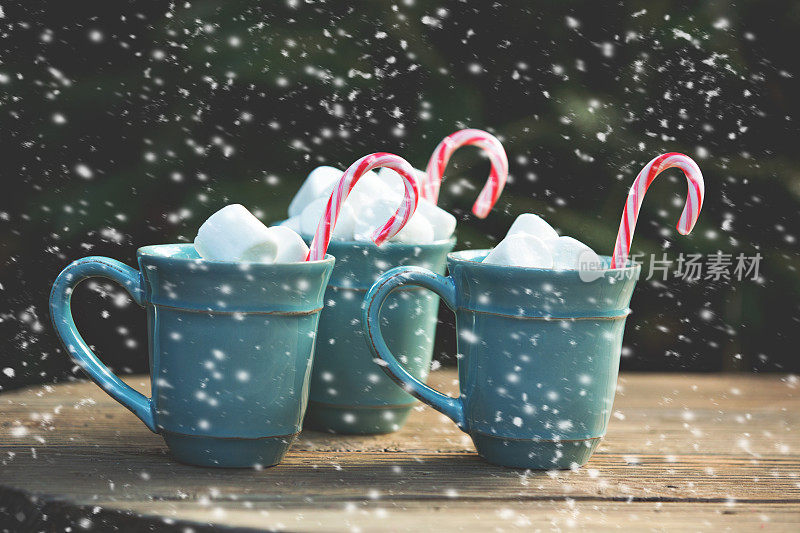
left=193, top=164, right=458, bottom=264
left=484, top=213, right=602, bottom=270
left=279, top=166, right=456, bottom=244
left=193, top=168, right=601, bottom=271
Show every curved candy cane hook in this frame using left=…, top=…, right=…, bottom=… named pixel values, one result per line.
left=424, top=129, right=508, bottom=218
left=306, top=153, right=420, bottom=261
left=611, top=152, right=705, bottom=269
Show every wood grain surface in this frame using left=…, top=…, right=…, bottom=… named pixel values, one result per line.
left=1, top=371, right=798, bottom=531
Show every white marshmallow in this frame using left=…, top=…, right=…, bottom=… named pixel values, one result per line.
left=267, top=225, right=310, bottom=263
left=195, top=204, right=279, bottom=263
left=288, top=166, right=454, bottom=245
left=299, top=196, right=356, bottom=241
left=348, top=170, right=384, bottom=204
left=352, top=199, right=395, bottom=243
left=376, top=167, right=406, bottom=198
left=506, top=213, right=559, bottom=242
left=278, top=215, right=303, bottom=234
left=374, top=169, right=456, bottom=241
left=376, top=167, right=427, bottom=199
left=352, top=198, right=435, bottom=244
left=390, top=209, right=435, bottom=244
left=550, top=236, right=602, bottom=271
left=482, top=233, right=554, bottom=269
left=415, top=199, right=456, bottom=241
left=288, top=166, right=342, bottom=217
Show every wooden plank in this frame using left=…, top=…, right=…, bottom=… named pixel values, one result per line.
left=3, top=486, right=797, bottom=532
left=119, top=501, right=800, bottom=532
left=3, top=372, right=797, bottom=455
left=1, top=371, right=799, bottom=531
left=3, top=449, right=799, bottom=503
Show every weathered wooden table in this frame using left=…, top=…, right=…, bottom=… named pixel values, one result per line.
left=1, top=371, right=798, bottom=531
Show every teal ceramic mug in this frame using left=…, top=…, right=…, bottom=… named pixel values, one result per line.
left=303, top=238, right=455, bottom=434
left=49, top=243, right=334, bottom=468
left=363, top=250, right=640, bottom=469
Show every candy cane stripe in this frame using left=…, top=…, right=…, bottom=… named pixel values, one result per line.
left=306, top=153, right=420, bottom=262
left=610, top=152, right=705, bottom=269
left=424, top=129, right=508, bottom=218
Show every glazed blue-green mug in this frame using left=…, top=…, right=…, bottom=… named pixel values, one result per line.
left=304, top=238, right=455, bottom=434
left=363, top=250, right=640, bottom=469
left=49, top=243, right=334, bottom=468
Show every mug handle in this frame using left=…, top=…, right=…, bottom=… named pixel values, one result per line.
left=362, top=266, right=468, bottom=431
left=49, top=257, right=157, bottom=432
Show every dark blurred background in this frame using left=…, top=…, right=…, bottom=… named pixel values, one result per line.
left=2, top=1, right=799, bottom=391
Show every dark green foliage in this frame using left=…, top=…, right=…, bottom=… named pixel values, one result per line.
left=1, top=1, right=798, bottom=390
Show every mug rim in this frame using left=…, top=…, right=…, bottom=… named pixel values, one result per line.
left=447, top=248, right=642, bottom=275
left=137, top=243, right=335, bottom=266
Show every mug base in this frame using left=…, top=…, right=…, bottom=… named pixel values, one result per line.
left=471, top=433, right=602, bottom=470
left=303, top=402, right=413, bottom=435
left=162, top=431, right=297, bottom=468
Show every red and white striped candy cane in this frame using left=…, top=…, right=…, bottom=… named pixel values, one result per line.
left=424, top=128, right=508, bottom=218
left=306, top=152, right=420, bottom=262
left=611, top=152, right=705, bottom=269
